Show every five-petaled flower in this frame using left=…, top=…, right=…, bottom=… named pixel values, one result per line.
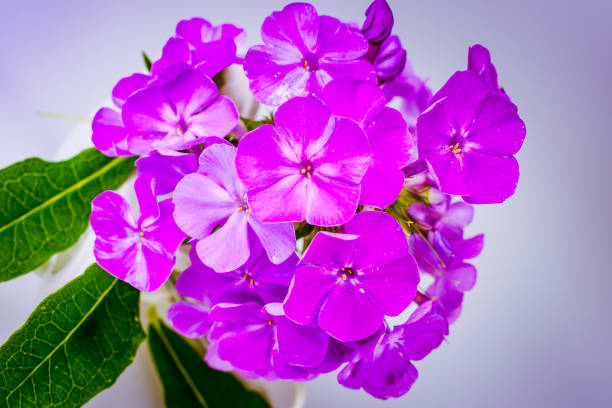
left=283, top=211, right=420, bottom=341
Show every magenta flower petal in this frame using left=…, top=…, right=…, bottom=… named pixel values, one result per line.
left=244, top=3, right=372, bottom=105
left=135, top=152, right=197, bottom=195
left=359, top=160, right=405, bottom=208
left=275, top=317, right=329, bottom=367
left=91, top=108, right=131, bottom=157
left=399, top=301, right=449, bottom=360
left=112, top=73, right=150, bottom=108
left=359, top=257, right=420, bottom=316
left=196, top=211, right=249, bottom=272
left=417, top=70, right=525, bottom=201
left=167, top=301, right=211, bottom=338
left=284, top=211, right=418, bottom=341
left=187, top=95, right=239, bottom=138
left=133, top=174, right=159, bottom=225
left=283, top=265, right=338, bottom=325
left=173, top=173, right=236, bottom=238
left=345, top=210, right=410, bottom=268
left=218, top=325, right=273, bottom=372
left=319, top=282, right=384, bottom=342
left=236, top=95, right=371, bottom=226
left=445, top=262, right=477, bottom=292
left=321, top=78, right=411, bottom=208
left=243, top=47, right=310, bottom=106
left=144, top=200, right=185, bottom=256
left=91, top=184, right=183, bottom=292
left=151, top=37, right=191, bottom=76
left=123, top=68, right=238, bottom=155
left=175, top=262, right=220, bottom=304
left=163, top=69, right=217, bottom=118
left=466, top=93, right=526, bottom=155
left=175, top=144, right=295, bottom=271
left=338, top=349, right=418, bottom=400
left=245, top=175, right=308, bottom=223
left=247, top=217, right=296, bottom=265
left=305, top=173, right=361, bottom=226
left=468, top=44, right=499, bottom=90
left=338, top=301, right=447, bottom=399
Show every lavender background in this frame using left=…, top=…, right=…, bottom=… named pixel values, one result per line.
left=1, top=0, right=611, bottom=407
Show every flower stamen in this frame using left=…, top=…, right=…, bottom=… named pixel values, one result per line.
left=449, top=142, right=462, bottom=154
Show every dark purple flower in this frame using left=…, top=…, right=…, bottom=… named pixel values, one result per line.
left=90, top=175, right=186, bottom=292
left=244, top=2, right=375, bottom=106
left=337, top=301, right=448, bottom=399
left=283, top=211, right=419, bottom=341
left=416, top=70, right=526, bottom=203
left=92, top=73, right=150, bottom=157
left=361, top=0, right=394, bottom=44
left=372, top=35, right=407, bottom=82
left=235, top=95, right=372, bottom=227
left=321, top=77, right=412, bottom=208
left=122, top=68, right=239, bottom=155
left=173, top=143, right=296, bottom=272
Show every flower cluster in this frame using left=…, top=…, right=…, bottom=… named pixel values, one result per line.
left=89, top=0, right=525, bottom=400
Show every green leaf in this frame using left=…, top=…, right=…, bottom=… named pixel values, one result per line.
left=0, top=149, right=136, bottom=282
left=0, top=263, right=145, bottom=407
left=147, top=308, right=271, bottom=408
left=240, top=115, right=274, bottom=132
left=142, top=51, right=152, bottom=72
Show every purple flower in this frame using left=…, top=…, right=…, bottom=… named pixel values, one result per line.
left=92, top=73, right=150, bottom=157
left=151, top=18, right=245, bottom=78
left=361, top=0, right=394, bottom=44
left=122, top=68, right=239, bottom=155
left=468, top=44, right=500, bottom=92
left=90, top=175, right=186, bottom=292
left=244, top=2, right=375, bottom=106
left=406, top=195, right=484, bottom=309
left=416, top=70, right=526, bottom=203
left=321, top=77, right=412, bottom=208
left=383, top=63, right=433, bottom=131
left=135, top=152, right=198, bottom=195
left=175, top=241, right=298, bottom=306
left=371, top=35, right=407, bottom=82
left=235, top=95, right=372, bottom=227
left=283, top=211, right=420, bottom=341
left=173, top=143, right=296, bottom=272
left=425, top=277, right=464, bottom=324
left=337, top=301, right=448, bottom=399
left=167, top=301, right=212, bottom=339
left=205, top=302, right=338, bottom=380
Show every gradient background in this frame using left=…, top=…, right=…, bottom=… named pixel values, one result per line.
left=1, top=0, right=611, bottom=407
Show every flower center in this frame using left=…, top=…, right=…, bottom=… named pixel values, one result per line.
left=299, top=160, right=314, bottom=178
left=449, top=142, right=462, bottom=154
left=176, top=118, right=189, bottom=137
left=339, top=267, right=356, bottom=281
left=138, top=230, right=145, bottom=241
left=302, top=54, right=319, bottom=71
left=243, top=272, right=254, bottom=285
